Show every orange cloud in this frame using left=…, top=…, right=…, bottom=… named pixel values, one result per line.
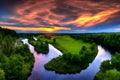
left=0, top=22, right=15, bottom=25
left=74, top=9, right=119, bottom=27
left=4, top=0, right=120, bottom=32
left=1, top=26, right=71, bottom=32
left=11, top=0, right=64, bottom=26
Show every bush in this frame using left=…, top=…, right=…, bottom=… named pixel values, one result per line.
left=0, top=68, right=5, bottom=80
left=0, top=35, right=15, bottom=56
left=29, top=39, right=49, bottom=54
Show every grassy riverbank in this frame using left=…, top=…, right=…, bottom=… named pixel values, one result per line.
left=44, top=35, right=98, bottom=73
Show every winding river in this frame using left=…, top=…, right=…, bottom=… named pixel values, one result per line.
left=22, top=39, right=111, bottom=80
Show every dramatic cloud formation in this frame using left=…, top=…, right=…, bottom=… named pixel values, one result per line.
left=0, top=0, right=120, bottom=33
left=74, top=9, right=119, bottom=27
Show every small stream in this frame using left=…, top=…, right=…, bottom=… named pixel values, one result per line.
left=22, top=39, right=111, bottom=80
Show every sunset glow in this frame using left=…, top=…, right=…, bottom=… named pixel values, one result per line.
left=74, top=10, right=119, bottom=27
left=1, top=26, right=71, bottom=32
left=0, top=0, right=120, bottom=33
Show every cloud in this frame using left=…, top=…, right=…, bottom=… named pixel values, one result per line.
left=1, top=0, right=120, bottom=32
left=0, top=21, right=15, bottom=25
left=9, top=0, right=66, bottom=27
left=114, top=28, right=120, bottom=31
left=74, top=9, right=119, bottom=27
left=1, top=26, right=71, bottom=32
left=114, top=25, right=120, bottom=31
left=75, top=29, right=86, bottom=32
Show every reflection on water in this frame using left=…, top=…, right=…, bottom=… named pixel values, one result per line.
left=22, top=39, right=111, bottom=80
left=78, top=46, right=111, bottom=80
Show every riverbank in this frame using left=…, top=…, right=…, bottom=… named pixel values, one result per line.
left=95, top=52, right=120, bottom=80
left=44, top=36, right=98, bottom=73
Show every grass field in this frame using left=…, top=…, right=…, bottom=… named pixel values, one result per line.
left=36, top=35, right=91, bottom=54
left=53, top=35, right=91, bottom=54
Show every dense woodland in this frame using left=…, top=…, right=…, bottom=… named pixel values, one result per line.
left=0, top=27, right=34, bottom=80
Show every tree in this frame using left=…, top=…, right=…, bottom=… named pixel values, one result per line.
left=0, top=68, right=6, bottom=80
left=111, top=53, right=120, bottom=71
left=104, top=69, right=120, bottom=80
left=0, top=35, right=15, bottom=56
left=95, top=69, right=120, bottom=80
left=100, top=60, right=112, bottom=72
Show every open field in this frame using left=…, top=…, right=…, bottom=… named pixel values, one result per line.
left=52, top=36, right=91, bottom=54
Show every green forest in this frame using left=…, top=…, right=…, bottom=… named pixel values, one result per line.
left=0, top=27, right=34, bottom=80
left=0, top=27, right=120, bottom=80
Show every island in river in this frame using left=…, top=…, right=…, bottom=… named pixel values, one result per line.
left=44, top=35, right=98, bottom=73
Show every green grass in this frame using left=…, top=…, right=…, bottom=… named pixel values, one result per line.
left=53, top=36, right=91, bottom=54
left=36, top=35, right=91, bottom=54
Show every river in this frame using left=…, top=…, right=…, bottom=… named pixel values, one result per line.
left=22, top=39, right=111, bottom=80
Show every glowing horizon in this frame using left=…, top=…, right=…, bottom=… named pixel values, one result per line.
left=1, top=26, right=71, bottom=32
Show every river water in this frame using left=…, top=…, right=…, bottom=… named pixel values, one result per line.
left=22, top=39, right=111, bottom=80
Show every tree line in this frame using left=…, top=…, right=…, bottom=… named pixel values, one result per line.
left=71, top=33, right=120, bottom=54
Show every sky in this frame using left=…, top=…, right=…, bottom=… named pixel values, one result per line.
left=0, top=0, right=120, bottom=33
